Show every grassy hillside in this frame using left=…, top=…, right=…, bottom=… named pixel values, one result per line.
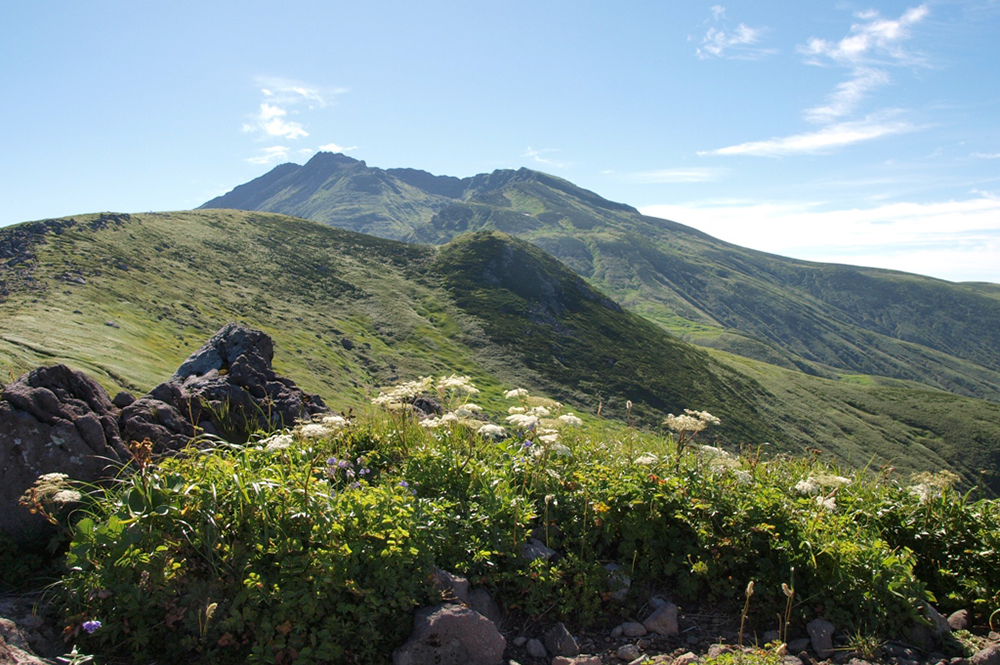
left=1, top=211, right=999, bottom=493
left=201, top=153, right=1000, bottom=403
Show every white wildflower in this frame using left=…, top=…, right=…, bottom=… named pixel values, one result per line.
left=321, top=415, right=350, bottom=428
left=794, top=478, right=820, bottom=495
left=527, top=406, right=551, bottom=417
left=816, top=494, right=837, bottom=511
left=698, top=445, right=730, bottom=458
left=299, top=423, right=331, bottom=439
left=458, top=403, right=482, bottom=412
left=549, top=443, right=572, bottom=457
left=419, top=417, right=443, bottom=428
left=437, top=374, right=479, bottom=395
left=634, top=454, right=659, bottom=465
left=539, top=433, right=560, bottom=444
left=506, top=413, right=539, bottom=429
left=733, top=470, right=753, bottom=485
left=505, top=388, right=529, bottom=399
left=508, top=406, right=526, bottom=414
left=38, top=472, right=70, bottom=483
left=263, top=433, right=294, bottom=451
left=440, top=412, right=459, bottom=423
left=372, top=376, right=434, bottom=407
left=51, top=489, right=83, bottom=504
left=558, top=413, right=583, bottom=427
left=477, top=423, right=506, bottom=438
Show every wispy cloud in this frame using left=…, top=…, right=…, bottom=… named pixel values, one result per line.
left=972, top=152, right=1000, bottom=159
left=703, top=6, right=930, bottom=157
left=523, top=147, right=568, bottom=168
left=627, top=167, right=728, bottom=184
left=243, top=103, right=309, bottom=140
left=638, top=194, right=1000, bottom=282
left=318, top=142, right=358, bottom=153
left=700, top=114, right=916, bottom=157
left=245, top=146, right=293, bottom=165
left=242, top=77, right=350, bottom=163
left=799, top=5, right=930, bottom=122
left=696, top=6, right=774, bottom=60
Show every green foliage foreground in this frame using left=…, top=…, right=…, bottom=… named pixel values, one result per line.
left=52, top=386, right=1000, bottom=664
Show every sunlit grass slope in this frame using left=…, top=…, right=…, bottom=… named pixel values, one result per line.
left=1, top=210, right=998, bottom=493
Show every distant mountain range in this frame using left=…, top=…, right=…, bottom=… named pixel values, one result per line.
left=202, top=152, right=1000, bottom=404
left=2, top=209, right=998, bottom=494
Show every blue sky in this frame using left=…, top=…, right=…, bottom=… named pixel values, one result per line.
left=3, top=1, right=999, bottom=282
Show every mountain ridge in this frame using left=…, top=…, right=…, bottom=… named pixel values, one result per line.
left=2, top=209, right=999, bottom=494
left=201, top=153, right=1000, bottom=403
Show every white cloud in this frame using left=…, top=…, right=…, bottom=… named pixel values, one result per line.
left=972, top=152, right=1000, bottom=159
left=799, top=5, right=929, bottom=68
left=627, top=167, right=728, bottom=184
left=243, top=103, right=309, bottom=140
left=318, top=142, right=358, bottom=153
left=804, top=67, right=890, bottom=123
left=242, top=77, right=347, bottom=147
left=696, top=8, right=773, bottom=60
left=799, top=6, right=929, bottom=122
left=638, top=195, right=1000, bottom=283
left=245, top=146, right=292, bottom=165
left=700, top=114, right=916, bottom=156
left=704, top=6, right=931, bottom=158
left=523, top=147, right=568, bottom=168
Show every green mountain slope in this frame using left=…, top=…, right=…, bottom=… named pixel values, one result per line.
left=201, top=153, right=1000, bottom=402
left=2, top=210, right=999, bottom=493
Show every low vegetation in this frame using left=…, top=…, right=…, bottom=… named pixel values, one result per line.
left=28, top=377, right=1000, bottom=664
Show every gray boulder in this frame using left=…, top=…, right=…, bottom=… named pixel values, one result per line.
left=120, top=323, right=327, bottom=448
left=0, top=364, right=128, bottom=539
left=392, top=604, right=505, bottom=665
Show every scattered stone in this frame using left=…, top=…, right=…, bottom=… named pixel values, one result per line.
left=972, top=645, right=1000, bottom=665
left=947, top=610, right=970, bottom=631
left=545, top=623, right=580, bottom=657
left=807, top=618, right=835, bottom=659
left=617, top=644, right=642, bottom=660
left=707, top=645, right=732, bottom=660
left=526, top=638, right=547, bottom=658
left=513, top=636, right=527, bottom=648
left=649, top=596, right=669, bottom=609
left=552, top=657, right=601, bottom=665
left=611, top=625, right=624, bottom=639
left=762, top=630, right=780, bottom=644
left=468, top=588, right=502, bottom=626
left=643, top=602, right=679, bottom=636
left=392, top=604, right=505, bottom=665
left=788, top=638, right=811, bottom=653
left=522, top=537, right=557, bottom=562
left=782, top=656, right=803, bottom=665
left=674, top=651, right=700, bottom=665
left=104, top=320, right=119, bottom=328
left=605, top=562, right=632, bottom=601
left=622, top=622, right=647, bottom=638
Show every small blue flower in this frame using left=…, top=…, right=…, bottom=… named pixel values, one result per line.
left=398, top=480, right=409, bottom=488
left=82, top=620, right=101, bottom=634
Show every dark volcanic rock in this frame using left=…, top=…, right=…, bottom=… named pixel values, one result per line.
left=0, top=365, right=128, bottom=539
left=120, top=323, right=327, bottom=449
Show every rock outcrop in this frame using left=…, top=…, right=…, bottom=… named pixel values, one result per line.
left=1, top=323, right=328, bottom=541
left=0, top=364, right=129, bottom=539
left=121, top=323, right=327, bottom=449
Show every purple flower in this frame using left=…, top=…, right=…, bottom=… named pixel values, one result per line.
left=82, top=620, right=101, bottom=634
left=398, top=480, right=409, bottom=488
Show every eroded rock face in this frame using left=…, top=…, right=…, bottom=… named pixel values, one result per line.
left=120, top=323, right=327, bottom=449
left=0, top=365, right=128, bottom=539
left=1, top=323, right=328, bottom=540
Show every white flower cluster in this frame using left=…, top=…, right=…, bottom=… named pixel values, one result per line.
left=663, top=409, right=721, bottom=435
left=371, top=376, right=435, bottom=408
